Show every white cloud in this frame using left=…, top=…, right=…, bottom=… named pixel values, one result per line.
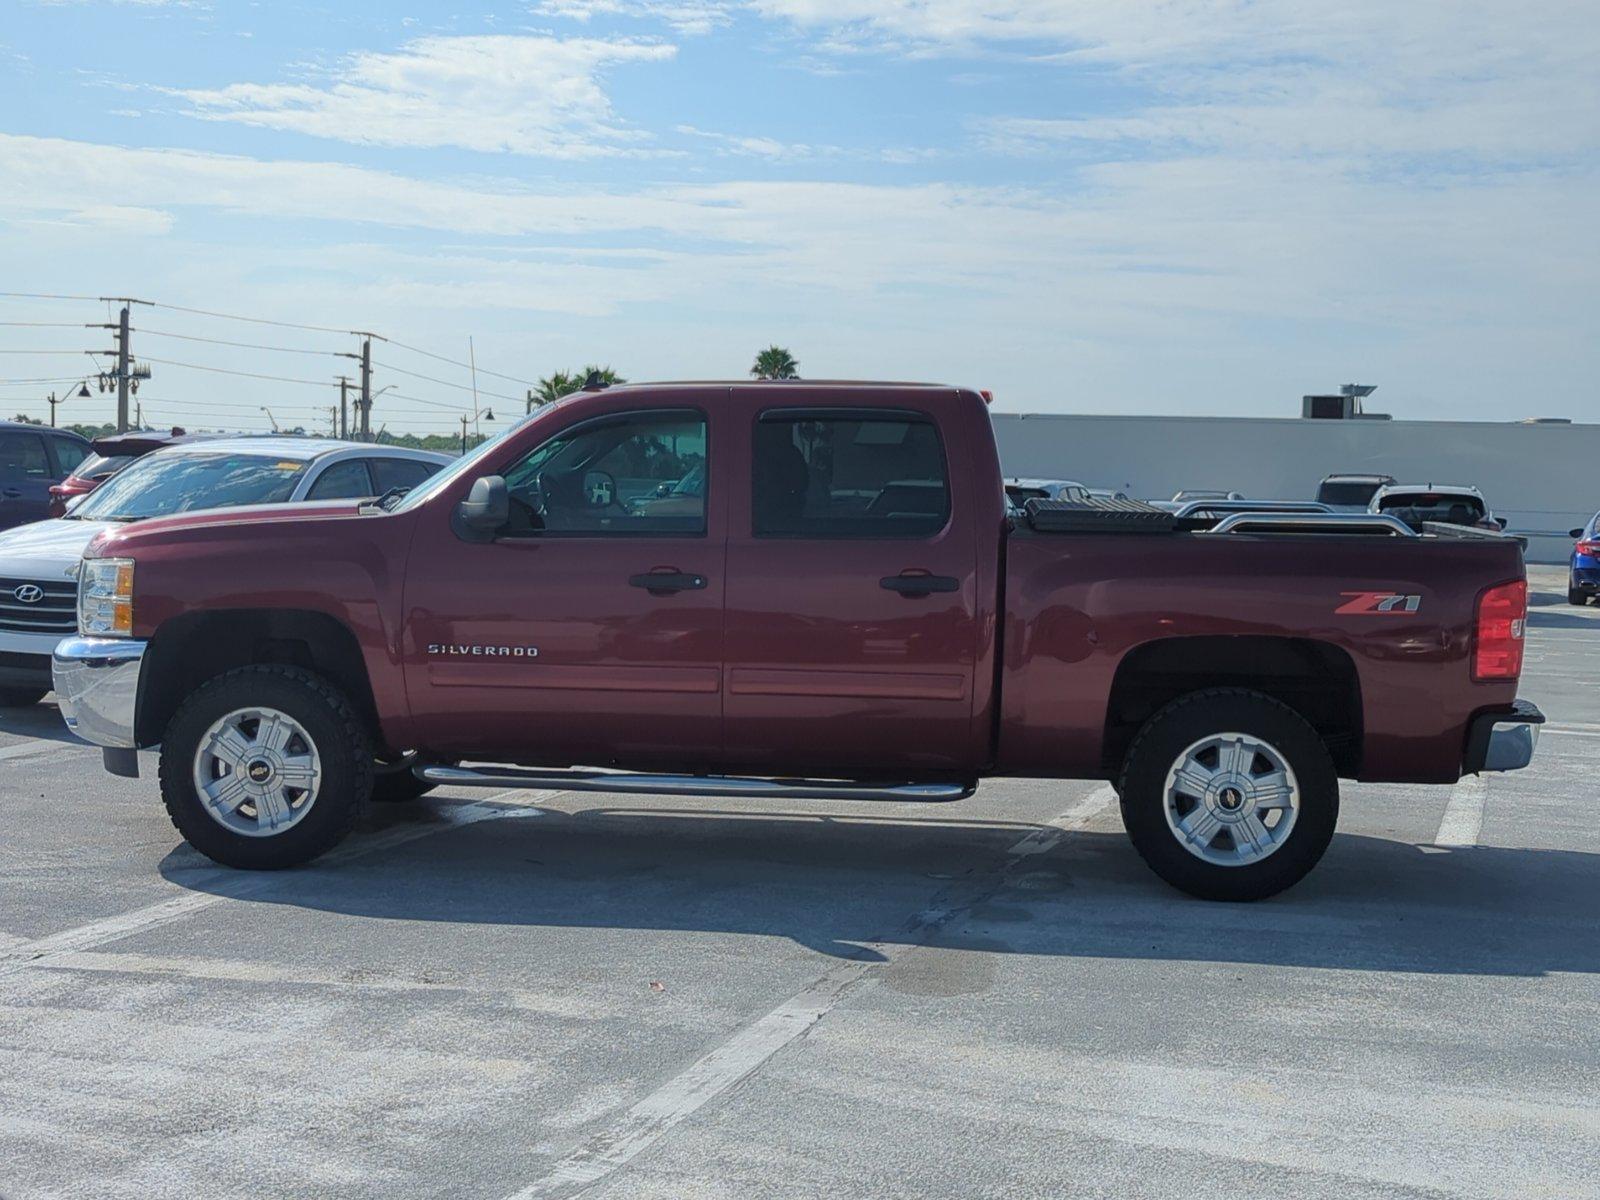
left=533, top=0, right=734, bottom=36
left=178, top=34, right=677, bottom=158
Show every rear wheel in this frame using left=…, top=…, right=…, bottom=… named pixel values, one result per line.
left=1569, top=588, right=1588, bottom=606
left=0, top=686, right=47, bottom=708
left=1118, top=689, right=1338, bottom=901
left=158, top=665, right=372, bottom=869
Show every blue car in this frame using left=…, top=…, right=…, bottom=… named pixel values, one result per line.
left=1570, top=513, right=1600, bottom=605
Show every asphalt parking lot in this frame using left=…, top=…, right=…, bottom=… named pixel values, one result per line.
left=2, top=564, right=1597, bottom=1200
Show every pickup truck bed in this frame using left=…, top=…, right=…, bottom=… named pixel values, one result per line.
left=52, top=381, right=1541, bottom=901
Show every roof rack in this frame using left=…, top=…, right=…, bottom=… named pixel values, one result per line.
left=1203, top=512, right=1417, bottom=537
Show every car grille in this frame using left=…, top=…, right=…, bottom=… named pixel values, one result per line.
left=0, top=575, right=78, bottom=635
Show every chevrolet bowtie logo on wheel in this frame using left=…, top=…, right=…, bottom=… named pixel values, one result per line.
left=11, top=584, right=45, bottom=605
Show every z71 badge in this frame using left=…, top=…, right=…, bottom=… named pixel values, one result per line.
left=1335, top=592, right=1422, bottom=615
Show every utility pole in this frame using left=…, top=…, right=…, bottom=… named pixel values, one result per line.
left=359, top=337, right=372, bottom=440
left=527, top=389, right=535, bottom=414
left=459, top=413, right=470, bottom=455
left=337, top=376, right=351, bottom=440
left=47, top=391, right=60, bottom=427
left=134, top=400, right=143, bottom=429
left=115, top=304, right=131, bottom=433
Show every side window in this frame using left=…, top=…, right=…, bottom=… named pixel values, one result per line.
left=752, top=411, right=950, bottom=538
left=370, top=457, right=437, bottom=494
left=306, top=459, right=375, bottom=500
left=502, top=410, right=707, bottom=536
left=51, top=438, right=90, bottom=476
left=0, top=432, right=49, bottom=480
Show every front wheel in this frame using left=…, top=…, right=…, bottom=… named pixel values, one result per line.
left=1570, top=588, right=1588, bottom=606
left=1118, top=689, right=1338, bottom=901
left=158, top=665, right=373, bottom=869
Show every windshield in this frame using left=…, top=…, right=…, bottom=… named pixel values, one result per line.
left=391, top=415, right=535, bottom=513
left=71, top=451, right=309, bottom=521
left=1317, top=481, right=1384, bottom=506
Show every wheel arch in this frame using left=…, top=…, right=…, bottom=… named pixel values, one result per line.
left=1103, top=636, right=1362, bottom=778
left=136, top=609, right=380, bottom=749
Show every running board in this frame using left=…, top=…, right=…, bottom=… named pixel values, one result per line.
left=415, top=764, right=976, bottom=803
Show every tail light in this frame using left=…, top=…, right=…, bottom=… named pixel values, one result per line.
left=48, top=484, right=67, bottom=497
left=1578, top=540, right=1600, bottom=557
left=1473, top=579, right=1526, bottom=681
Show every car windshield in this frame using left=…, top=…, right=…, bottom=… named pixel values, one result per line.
left=70, top=451, right=310, bottom=521
left=391, top=415, right=535, bottom=513
left=71, top=453, right=136, bottom=482
left=1318, top=481, right=1384, bottom=506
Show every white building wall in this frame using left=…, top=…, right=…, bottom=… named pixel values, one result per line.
left=990, top=412, right=1595, bottom=564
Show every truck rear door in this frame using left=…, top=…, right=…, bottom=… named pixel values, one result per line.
left=721, top=395, right=983, bottom=775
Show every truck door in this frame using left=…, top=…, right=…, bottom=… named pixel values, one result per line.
left=721, top=398, right=983, bottom=775
left=403, top=393, right=727, bottom=770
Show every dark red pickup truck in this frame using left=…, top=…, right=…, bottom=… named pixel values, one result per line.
left=53, top=382, right=1542, bottom=899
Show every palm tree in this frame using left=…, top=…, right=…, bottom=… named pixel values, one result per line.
left=750, top=346, right=799, bottom=380
left=529, top=365, right=627, bottom=411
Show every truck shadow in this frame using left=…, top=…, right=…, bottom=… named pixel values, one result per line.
left=0, top=699, right=81, bottom=745
left=161, top=801, right=1600, bottom=979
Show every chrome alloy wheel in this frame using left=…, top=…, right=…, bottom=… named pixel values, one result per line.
left=1162, top=732, right=1300, bottom=867
left=191, top=707, right=323, bottom=838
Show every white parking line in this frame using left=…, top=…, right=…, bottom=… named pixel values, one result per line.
left=503, top=784, right=1118, bottom=1200
left=0, top=790, right=555, bottom=978
left=1434, top=774, right=1488, bottom=847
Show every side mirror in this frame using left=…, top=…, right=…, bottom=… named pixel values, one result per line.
left=1570, top=528, right=1585, bottom=539
left=454, top=475, right=508, bottom=541
left=1493, top=516, right=1508, bottom=530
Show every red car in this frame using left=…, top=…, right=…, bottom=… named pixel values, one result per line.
left=47, top=429, right=216, bottom=518
left=52, top=382, right=1542, bottom=900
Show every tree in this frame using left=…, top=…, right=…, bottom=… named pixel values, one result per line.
left=750, top=346, right=799, bottom=380
left=530, top=365, right=627, bottom=411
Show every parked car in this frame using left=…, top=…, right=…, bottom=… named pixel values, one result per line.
left=1568, top=514, right=1600, bottom=605
left=1369, top=483, right=1505, bottom=532
left=1003, top=477, right=1090, bottom=511
left=0, top=437, right=449, bottom=707
left=47, top=429, right=220, bottom=518
left=0, top=421, right=91, bottom=532
left=54, top=383, right=1541, bottom=901
left=1316, top=473, right=1396, bottom=511
left=1086, top=487, right=1131, bottom=501
left=1172, top=489, right=1245, bottom=502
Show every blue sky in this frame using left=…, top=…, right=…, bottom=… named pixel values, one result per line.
left=1, top=0, right=1595, bottom=435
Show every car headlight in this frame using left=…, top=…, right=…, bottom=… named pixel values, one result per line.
left=79, top=557, right=135, bottom=637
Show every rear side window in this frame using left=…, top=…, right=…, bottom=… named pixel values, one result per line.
left=51, top=438, right=90, bottom=475
left=72, top=453, right=135, bottom=482
left=753, top=411, right=950, bottom=538
left=370, top=457, right=438, bottom=494
left=306, top=459, right=375, bottom=500
left=0, top=432, right=49, bottom=479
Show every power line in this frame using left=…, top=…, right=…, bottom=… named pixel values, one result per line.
left=371, top=360, right=522, bottom=404
left=382, top=336, right=536, bottom=387
left=139, top=356, right=343, bottom=388
left=141, top=299, right=365, bottom=337
left=0, top=321, right=87, bottom=328
left=137, top=328, right=346, bottom=357
left=0, top=291, right=103, bottom=302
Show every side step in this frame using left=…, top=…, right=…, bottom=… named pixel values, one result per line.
left=415, top=764, right=976, bottom=803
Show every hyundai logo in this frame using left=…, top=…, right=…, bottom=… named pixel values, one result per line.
left=11, top=584, right=44, bottom=605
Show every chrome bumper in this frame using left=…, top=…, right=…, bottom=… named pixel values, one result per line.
left=1463, top=700, right=1543, bottom=774
left=53, top=636, right=147, bottom=749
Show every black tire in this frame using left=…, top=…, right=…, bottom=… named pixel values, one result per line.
left=1569, top=589, right=1588, bottom=606
left=158, top=665, right=373, bottom=869
left=1118, top=688, right=1339, bottom=902
left=0, top=686, right=47, bottom=708
left=370, top=767, right=437, bottom=804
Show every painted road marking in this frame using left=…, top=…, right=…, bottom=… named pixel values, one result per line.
left=1434, top=774, right=1488, bottom=847
left=0, top=790, right=556, bottom=978
left=503, top=783, right=1118, bottom=1200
